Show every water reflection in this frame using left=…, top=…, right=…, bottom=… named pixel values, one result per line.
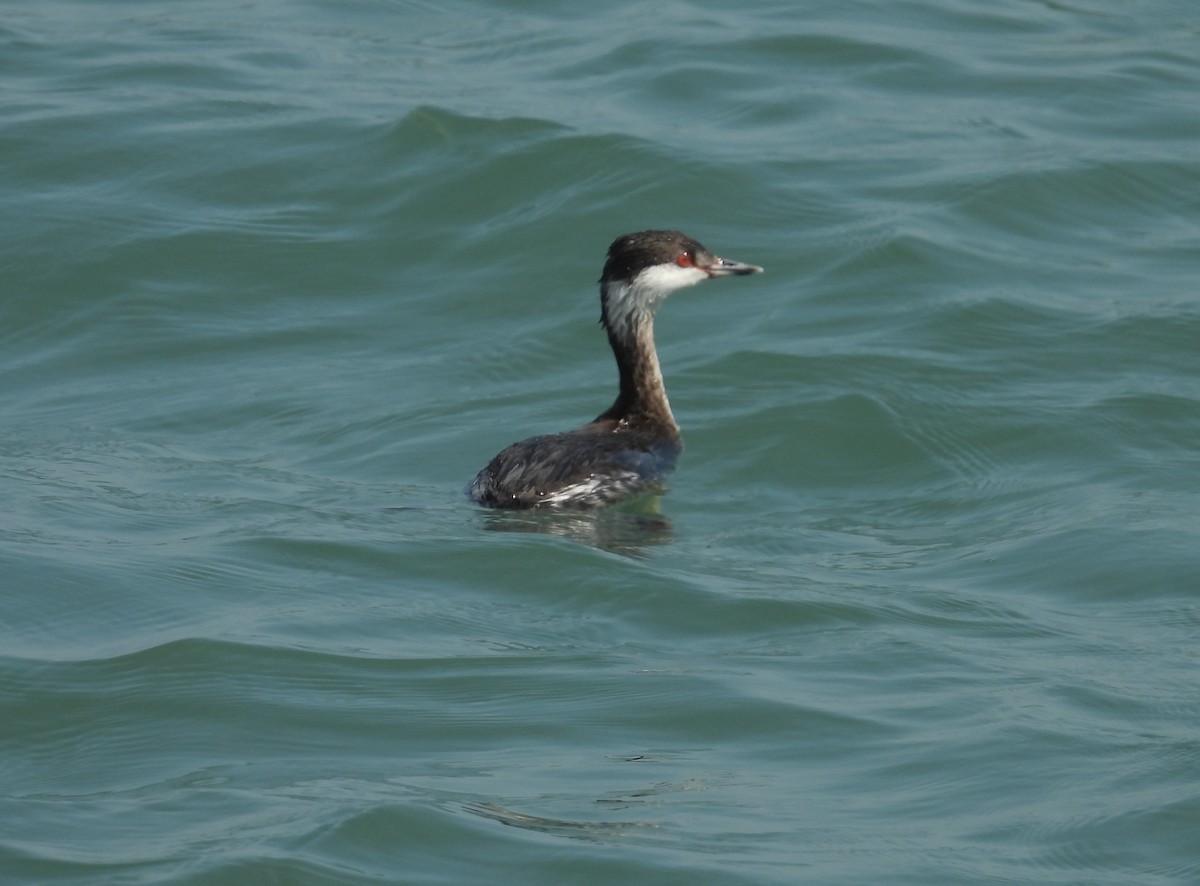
left=478, top=496, right=673, bottom=556
left=462, top=802, right=655, bottom=841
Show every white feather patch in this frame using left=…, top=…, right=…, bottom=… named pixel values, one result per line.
left=603, top=264, right=707, bottom=333
left=538, top=471, right=642, bottom=506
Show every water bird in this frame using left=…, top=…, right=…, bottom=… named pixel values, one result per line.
left=469, top=230, right=762, bottom=509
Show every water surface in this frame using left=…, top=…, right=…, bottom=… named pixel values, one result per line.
left=3, top=0, right=1199, bottom=883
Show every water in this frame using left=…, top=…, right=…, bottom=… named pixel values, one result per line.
left=3, top=0, right=1199, bottom=882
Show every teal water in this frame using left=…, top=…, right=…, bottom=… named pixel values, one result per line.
left=3, top=0, right=1199, bottom=882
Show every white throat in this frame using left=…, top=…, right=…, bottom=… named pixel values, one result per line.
left=602, top=263, right=707, bottom=335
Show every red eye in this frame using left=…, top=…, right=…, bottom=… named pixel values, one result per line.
left=676, top=252, right=694, bottom=267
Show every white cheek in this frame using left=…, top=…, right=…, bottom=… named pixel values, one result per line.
left=635, top=263, right=708, bottom=298
left=603, top=265, right=707, bottom=334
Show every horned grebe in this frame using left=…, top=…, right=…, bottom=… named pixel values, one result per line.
left=469, top=230, right=762, bottom=509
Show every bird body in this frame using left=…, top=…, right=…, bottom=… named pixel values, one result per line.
left=470, top=230, right=762, bottom=509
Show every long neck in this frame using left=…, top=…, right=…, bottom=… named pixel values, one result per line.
left=594, top=283, right=678, bottom=434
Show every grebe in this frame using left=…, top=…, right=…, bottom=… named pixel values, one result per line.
left=469, top=230, right=762, bottom=509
